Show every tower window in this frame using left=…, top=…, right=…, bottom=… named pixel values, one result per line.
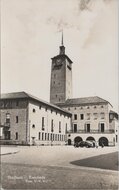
left=16, top=116, right=18, bottom=123
left=54, top=81, right=55, bottom=84
left=15, top=132, right=18, bottom=140
left=59, top=98, right=60, bottom=102
left=56, top=95, right=57, bottom=98
left=33, top=109, right=36, bottom=113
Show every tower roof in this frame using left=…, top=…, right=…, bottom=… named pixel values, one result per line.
left=51, top=32, right=73, bottom=63
left=61, top=30, right=64, bottom=46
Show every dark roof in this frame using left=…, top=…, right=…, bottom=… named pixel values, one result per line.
left=51, top=54, right=73, bottom=63
left=1, top=92, right=28, bottom=99
left=0, top=92, right=72, bottom=116
left=57, top=96, right=112, bottom=107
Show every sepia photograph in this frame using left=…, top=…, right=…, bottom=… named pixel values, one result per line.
left=0, top=0, right=118, bottom=189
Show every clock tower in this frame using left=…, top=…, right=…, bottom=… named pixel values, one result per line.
left=50, top=33, right=73, bottom=104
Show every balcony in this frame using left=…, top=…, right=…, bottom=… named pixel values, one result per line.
left=66, top=129, right=115, bottom=134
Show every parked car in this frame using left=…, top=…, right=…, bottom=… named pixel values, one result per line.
left=78, top=140, right=94, bottom=148
left=74, top=142, right=80, bottom=148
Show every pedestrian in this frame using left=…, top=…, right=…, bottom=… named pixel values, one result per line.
left=95, top=142, right=98, bottom=148
left=101, top=142, right=104, bottom=148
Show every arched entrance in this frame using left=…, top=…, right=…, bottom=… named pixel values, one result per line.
left=86, top=136, right=95, bottom=142
left=99, top=137, right=109, bottom=146
left=68, top=139, right=71, bottom=145
left=74, top=136, right=83, bottom=144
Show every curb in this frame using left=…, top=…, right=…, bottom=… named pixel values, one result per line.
left=0, top=151, right=19, bottom=156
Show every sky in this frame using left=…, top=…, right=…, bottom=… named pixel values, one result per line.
left=1, top=0, right=118, bottom=112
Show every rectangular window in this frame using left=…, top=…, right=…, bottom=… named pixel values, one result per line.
left=51, top=134, right=52, bottom=141
left=101, top=123, right=105, bottom=132
left=45, top=133, right=47, bottom=140
left=74, top=124, right=77, bottom=132
left=58, top=134, right=59, bottom=141
left=16, top=132, right=18, bottom=140
left=42, top=133, right=44, bottom=140
left=16, top=116, right=18, bottom=123
left=42, top=117, right=45, bottom=130
left=53, top=134, right=55, bottom=141
left=74, top=114, right=77, bottom=120
left=80, top=114, right=84, bottom=120
left=55, top=134, right=57, bottom=141
left=65, top=123, right=67, bottom=133
left=51, top=119, right=54, bottom=132
left=59, top=121, right=61, bottom=133
left=86, top=124, right=90, bottom=132
left=62, top=135, right=63, bottom=141
left=38, top=132, right=40, bottom=140
left=33, top=109, right=36, bottom=113
left=116, top=135, right=118, bottom=143
left=60, top=135, right=61, bottom=141
left=48, top=133, right=49, bottom=141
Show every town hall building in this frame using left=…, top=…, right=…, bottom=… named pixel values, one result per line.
left=0, top=33, right=118, bottom=146
left=50, top=33, right=118, bottom=146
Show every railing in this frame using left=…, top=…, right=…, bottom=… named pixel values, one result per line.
left=66, top=129, right=115, bottom=134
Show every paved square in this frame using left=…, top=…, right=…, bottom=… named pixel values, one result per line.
left=1, top=146, right=118, bottom=189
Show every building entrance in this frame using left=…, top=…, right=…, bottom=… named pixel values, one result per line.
left=68, top=139, right=71, bottom=145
